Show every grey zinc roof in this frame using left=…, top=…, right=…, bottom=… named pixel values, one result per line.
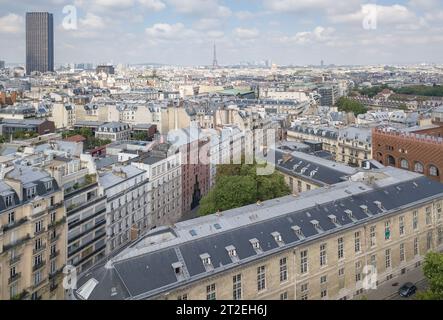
left=274, top=150, right=357, bottom=185
left=75, top=168, right=443, bottom=300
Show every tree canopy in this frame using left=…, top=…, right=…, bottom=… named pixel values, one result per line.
left=335, top=97, right=368, bottom=116
left=199, top=162, right=291, bottom=216
left=417, top=252, right=443, bottom=300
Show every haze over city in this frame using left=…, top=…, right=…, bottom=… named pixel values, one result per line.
left=1, top=0, right=443, bottom=65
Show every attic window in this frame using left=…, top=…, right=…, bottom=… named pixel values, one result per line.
left=45, top=181, right=53, bottom=191
left=345, top=209, right=353, bottom=219
left=226, top=245, right=237, bottom=257
left=249, top=238, right=260, bottom=250
left=214, top=223, right=222, bottom=230
left=374, top=201, right=383, bottom=210
left=310, top=220, right=320, bottom=229
left=200, top=253, right=211, bottom=266
left=189, top=229, right=197, bottom=237
left=271, top=232, right=283, bottom=243
left=4, top=194, right=13, bottom=207
left=26, top=186, right=37, bottom=199
left=292, top=225, right=302, bottom=236
left=328, top=215, right=337, bottom=224
left=172, top=262, right=183, bottom=274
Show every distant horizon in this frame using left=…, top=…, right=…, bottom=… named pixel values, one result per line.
left=1, top=0, right=443, bottom=66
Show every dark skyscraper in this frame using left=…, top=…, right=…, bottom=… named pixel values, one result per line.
left=26, top=12, right=54, bottom=75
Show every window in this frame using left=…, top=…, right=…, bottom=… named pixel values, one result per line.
left=301, top=283, right=308, bottom=293
left=338, top=237, right=344, bottom=260
left=400, top=159, right=409, bottom=169
left=8, top=212, right=15, bottom=225
left=50, top=211, right=56, bottom=223
left=321, top=289, right=327, bottom=298
left=34, top=254, right=42, bottom=267
left=414, top=162, right=424, bottom=173
left=429, top=165, right=439, bottom=177
left=426, top=208, right=432, bottom=225
left=413, top=211, right=418, bottom=230
left=300, top=250, right=308, bottom=274
left=354, top=232, right=361, bottom=253
left=370, top=254, right=377, bottom=269
left=338, top=267, right=345, bottom=277
left=27, top=186, right=36, bottom=199
left=34, top=238, right=42, bottom=251
left=206, top=283, right=216, bottom=300
left=385, top=221, right=391, bottom=240
left=45, top=181, right=53, bottom=191
left=414, top=237, right=419, bottom=256
left=400, top=243, right=405, bottom=262
left=427, top=231, right=433, bottom=250
left=320, top=244, right=327, bottom=267
left=385, top=249, right=391, bottom=269
left=320, top=275, right=327, bottom=284
left=35, top=220, right=43, bottom=233
left=5, top=195, right=13, bottom=207
left=50, top=260, right=57, bottom=274
left=370, top=226, right=376, bottom=247
left=280, top=292, right=288, bottom=300
left=399, top=216, right=405, bottom=236
left=280, top=257, right=288, bottom=282
left=355, top=261, right=362, bottom=282
left=257, top=266, right=266, bottom=291
left=438, top=227, right=443, bottom=245
left=34, top=270, right=42, bottom=286
left=233, top=274, right=242, bottom=300
left=177, top=294, right=188, bottom=300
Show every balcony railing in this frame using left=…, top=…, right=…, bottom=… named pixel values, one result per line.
left=50, top=250, right=60, bottom=259
left=32, top=260, right=46, bottom=272
left=8, top=272, right=21, bottom=284
left=33, top=244, right=47, bottom=255
left=9, top=255, right=22, bottom=266
left=3, top=234, right=31, bottom=252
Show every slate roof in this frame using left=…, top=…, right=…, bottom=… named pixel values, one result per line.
left=75, top=167, right=443, bottom=300
left=274, top=150, right=357, bottom=185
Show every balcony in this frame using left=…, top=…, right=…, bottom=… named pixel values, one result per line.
left=3, top=234, right=31, bottom=252
left=9, top=255, right=22, bottom=266
left=34, top=228, right=46, bottom=237
left=33, top=244, right=47, bottom=255
left=48, top=217, right=66, bottom=229
left=1, top=218, right=28, bottom=233
left=32, top=260, right=46, bottom=272
left=50, top=250, right=60, bottom=259
left=8, top=272, right=21, bottom=284
left=50, top=233, right=60, bottom=243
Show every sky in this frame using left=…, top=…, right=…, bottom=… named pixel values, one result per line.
left=1, top=0, right=443, bottom=66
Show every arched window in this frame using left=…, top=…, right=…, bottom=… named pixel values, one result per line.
left=414, top=162, right=424, bottom=173
left=430, top=165, right=440, bottom=177
left=387, top=155, right=396, bottom=166
left=400, top=159, right=409, bottom=169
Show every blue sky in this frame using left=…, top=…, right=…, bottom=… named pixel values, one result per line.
left=0, top=0, right=443, bottom=66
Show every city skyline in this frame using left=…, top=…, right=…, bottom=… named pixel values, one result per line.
left=0, top=0, right=443, bottom=66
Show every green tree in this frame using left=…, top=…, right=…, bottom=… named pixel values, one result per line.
left=0, top=135, right=6, bottom=143
left=335, top=97, right=368, bottom=116
left=133, top=132, right=149, bottom=141
left=417, top=252, right=443, bottom=300
left=199, top=162, right=291, bottom=216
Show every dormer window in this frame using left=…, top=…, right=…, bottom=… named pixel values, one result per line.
left=345, top=209, right=353, bottom=219
left=360, top=205, right=368, bottom=213
left=311, top=220, right=320, bottom=229
left=200, top=253, right=212, bottom=266
left=328, top=215, right=337, bottom=224
left=292, top=225, right=303, bottom=237
left=45, top=181, right=53, bottom=191
left=27, top=186, right=37, bottom=199
left=249, top=238, right=260, bottom=250
left=374, top=201, right=383, bottom=210
left=226, top=245, right=237, bottom=257
left=172, top=262, right=183, bottom=275
left=271, top=232, right=283, bottom=243
left=5, top=194, right=13, bottom=207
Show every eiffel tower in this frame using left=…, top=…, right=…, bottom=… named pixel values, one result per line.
left=212, top=43, right=219, bottom=69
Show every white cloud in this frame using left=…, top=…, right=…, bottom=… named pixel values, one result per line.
left=332, top=4, right=415, bottom=23
left=138, top=0, right=166, bottom=11
left=0, top=13, right=23, bottom=34
left=79, top=13, right=106, bottom=29
left=234, top=28, right=259, bottom=39
left=167, top=0, right=231, bottom=18
left=145, top=23, right=196, bottom=40
left=193, top=18, right=221, bottom=30
left=263, top=0, right=360, bottom=13
left=280, top=26, right=335, bottom=44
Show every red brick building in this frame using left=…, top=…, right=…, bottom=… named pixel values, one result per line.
left=372, top=127, right=443, bottom=183
left=180, top=138, right=211, bottom=214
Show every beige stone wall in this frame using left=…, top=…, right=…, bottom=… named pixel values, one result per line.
left=155, top=199, right=443, bottom=301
